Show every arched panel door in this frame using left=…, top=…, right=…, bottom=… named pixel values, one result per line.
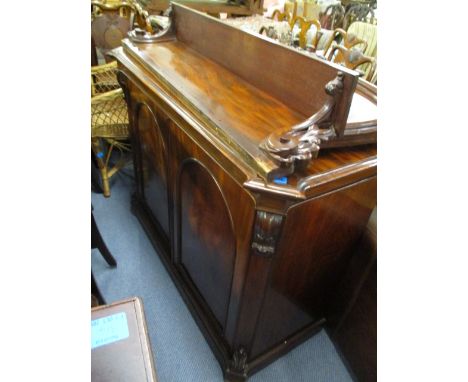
left=135, top=103, right=170, bottom=240
left=178, top=159, right=236, bottom=330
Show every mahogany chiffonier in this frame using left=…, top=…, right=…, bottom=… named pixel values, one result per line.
left=112, top=3, right=377, bottom=380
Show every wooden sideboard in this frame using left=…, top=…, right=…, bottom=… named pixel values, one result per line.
left=112, top=3, right=377, bottom=380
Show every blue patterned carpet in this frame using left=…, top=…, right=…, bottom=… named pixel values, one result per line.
left=92, top=170, right=353, bottom=382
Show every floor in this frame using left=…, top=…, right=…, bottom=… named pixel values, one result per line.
left=91, top=169, right=354, bottom=382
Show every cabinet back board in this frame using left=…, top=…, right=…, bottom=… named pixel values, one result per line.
left=172, top=2, right=359, bottom=134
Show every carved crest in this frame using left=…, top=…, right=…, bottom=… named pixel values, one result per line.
left=127, top=5, right=175, bottom=43
left=259, top=72, right=344, bottom=178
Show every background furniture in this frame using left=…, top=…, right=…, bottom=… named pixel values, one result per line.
left=267, top=12, right=322, bottom=50
left=319, top=3, right=345, bottom=29
left=92, top=208, right=117, bottom=306
left=140, top=0, right=264, bottom=17
left=92, top=297, right=158, bottom=381
left=325, top=208, right=377, bottom=382
left=323, top=27, right=367, bottom=57
left=91, top=61, right=131, bottom=197
left=343, top=3, right=376, bottom=30
left=114, top=4, right=377, bottom=380
left=91, top=0, right=136, bottom=62
left=347, top=21, right=377, bottom=81
left=327, top=44, right=375, bottom=79
left=92, top=208, right=117, bottom=268
left=290, top=16, right=321, bottom=50
left=271, top=8, right=293, bottom=23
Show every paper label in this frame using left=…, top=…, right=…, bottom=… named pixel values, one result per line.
left=91, top=312, right=129, bottom=349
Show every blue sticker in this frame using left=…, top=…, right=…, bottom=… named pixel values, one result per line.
left=273, top=177, right=288, bottom=185
left=96, top=151, right=104, bottom=158
left=91, top=312, right=129, bottom=349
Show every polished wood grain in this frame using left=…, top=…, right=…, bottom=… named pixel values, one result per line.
left=326, top=208, right=377, bottom=382
left=122, top=37, right=376, bottom=183
left=250, top=177, right=376, bottom=357
left=137, top=41, right=305, bottom=143
left=170, top=4, right=358, bottom=132
left=168, top=121, right=257, bottom=349
left=136, top=103, right=170, bottom=239
left=179, top=158, right=236, bottom=329
left=118, top=3, right=377, bottom=183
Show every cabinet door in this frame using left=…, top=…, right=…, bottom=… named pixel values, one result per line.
left=170, top=125, right=255, bottom=334
left=134, top=102, right=171, bottom=242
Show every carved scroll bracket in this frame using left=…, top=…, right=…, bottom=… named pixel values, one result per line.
left=251, top=211, right=284, bottom=258
left=259, top=72, right=344, bottom=179
left=127, top=5, right=175, bottom=43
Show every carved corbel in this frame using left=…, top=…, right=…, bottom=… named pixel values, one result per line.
left=259, top=72, right=344, bottom=179
left=225, top=347, right=248, bottom=381
left=251, top=211, right=284, bottom=258
left=127, top=5, right=175, bottom=43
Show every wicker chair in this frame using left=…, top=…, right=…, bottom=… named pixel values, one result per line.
left=91, top=61, right=131, bottom=197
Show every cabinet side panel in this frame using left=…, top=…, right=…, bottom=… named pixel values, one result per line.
left=250, top=177, right=376, bottom=357
left=178, top=159, right=236, bottom=330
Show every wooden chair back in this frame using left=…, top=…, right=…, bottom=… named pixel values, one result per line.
left=346, top=21, right=377, bottom=80
left=290, top=16, right=321, bottom=50
left=327, top=45, right=375, bottom=80
left=343, top=4, right=376, bottom=29
left=91, top=0, right=136, bottom=61
left=323, top=28, right=368, bottom=59
left=319, top=4, right=345, bottom=30
left=271, top=9, right=293, bottom=24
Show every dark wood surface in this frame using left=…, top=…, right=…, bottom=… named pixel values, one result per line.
left=251, top=177, right=376, bottom=359
left=113, top=5, right=377, bottom=380
left=326, top=208, right=377, bottom=382
left=172, top=4, right=358, bottom=124
left=122, top=36, right=376, bottom=185
left=179, top=158, right=237, bottom=329
left=136, top=103, right=171, bottom=239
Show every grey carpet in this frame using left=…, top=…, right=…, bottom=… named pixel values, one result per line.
left=92, top=170, right=353, bottom=382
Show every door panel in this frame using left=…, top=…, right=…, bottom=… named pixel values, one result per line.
left=136, top=103, right=170, bottom=239
left=178, top=159, right=236, bottom=329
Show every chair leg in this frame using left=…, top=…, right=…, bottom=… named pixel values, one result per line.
left=92, top=271, right=106, bottom=306
left=92, top=150, right=103, bottom=194
left=91, top=138, right=111, bottom=197
left=92, top=211, right=117, bottom=267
